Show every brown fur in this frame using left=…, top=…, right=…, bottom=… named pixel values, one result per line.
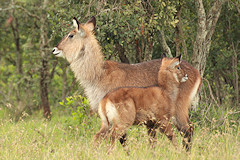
left=52, top=17, right=201, bottom=150
left=94, top=56, right=187, bottom=148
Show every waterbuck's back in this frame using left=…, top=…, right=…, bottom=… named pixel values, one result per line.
left=102, top=59, right=199, bottom=95
left=103, top=59, right=162, bottom=87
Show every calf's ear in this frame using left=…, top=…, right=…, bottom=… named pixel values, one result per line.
left=170, top=55, right=182, bottom=68
left=161, top=53, right=167, bottom=59
left=176, top=54, right=182, bottom=62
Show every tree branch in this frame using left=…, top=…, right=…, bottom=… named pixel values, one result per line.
left=1, top=4, right=40, bottom=20
left=159, top=30, right=172, bottom=57
left=206, top=0, right=226, bottom=31
left=0, top=6, right=14, bottom=11
left=16, top=5, right=40, bottom=20
left=205, top=0, right=226, bottom=48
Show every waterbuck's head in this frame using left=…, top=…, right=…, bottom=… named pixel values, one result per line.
left=52, top=16, right=96, bottom=63
left=159, top=55, right=188, bottom=85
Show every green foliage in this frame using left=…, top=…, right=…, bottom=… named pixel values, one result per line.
left=190, top=80, right=239, bottom=133
left=59, top=95, right=97, bottom=134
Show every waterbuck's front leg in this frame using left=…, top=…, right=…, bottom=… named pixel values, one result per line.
left=175, top=111, right=194, bottom=151
left=93, top=122, right=110, bottom=146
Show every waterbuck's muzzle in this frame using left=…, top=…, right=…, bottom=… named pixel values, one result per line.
left=181, top=74, right=188, bottom=82
left=52, top=47, right=63, bottom=57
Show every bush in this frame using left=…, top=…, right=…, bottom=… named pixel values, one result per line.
left=59, top=95, right=98, bottom=134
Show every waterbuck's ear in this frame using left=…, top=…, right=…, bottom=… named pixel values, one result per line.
left=73, top=17, right=80, bottom=30
left=170, top=55, right=181, bottom=68
left=176, top=54, right=182, bottom=62
left=85, top=16, right=96, bottom=32
left=171, top=61, right=180, bottom=68
left=161, top=53, right=167, bottom=59
left=73, top=17, right=85, bottom=37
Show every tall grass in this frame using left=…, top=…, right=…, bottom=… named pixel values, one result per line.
left=0, top=107, right=239, bottom=160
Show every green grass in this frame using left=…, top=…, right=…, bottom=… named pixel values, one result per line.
left=0, top=108, right=239, bottom=160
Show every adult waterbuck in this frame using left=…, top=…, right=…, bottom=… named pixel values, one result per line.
left=52, top=16, right=201, bottom=150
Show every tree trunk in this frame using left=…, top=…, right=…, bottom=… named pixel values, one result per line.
left=9, top=2, right=22, bottom=75
left=10, top=6, right=22, bottom=101
left=175, top=2, right=188, bottom=59
left=40, top=0, right=51, bottom=119
left=232, top=43, right=239, bottom=106
left=10, top=17, right=22, bottom=74
left=135, top=39, right=143, bottom=62
left=115, top=42, right=129, bottom=63
left=143, top=35, right=153, bottom=61
left=192, top=0, right=226, bottom=77
left=40, top=59, right=51, bottom=118
left=190, top=0, right=226, bottom=110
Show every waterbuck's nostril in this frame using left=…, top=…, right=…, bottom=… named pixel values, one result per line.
left=52, top=48, right=55, bottom=53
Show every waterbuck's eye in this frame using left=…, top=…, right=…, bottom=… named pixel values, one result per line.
left=68, top=34, right=74, bottom=38
left=177, top=66, right=180, bottom=70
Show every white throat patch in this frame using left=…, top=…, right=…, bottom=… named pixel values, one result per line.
left=173, top=73, right=179, bottom=83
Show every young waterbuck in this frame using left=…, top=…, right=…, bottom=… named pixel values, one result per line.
left=94, top=55, right=188, bottom=148
left=52, top=16, right=201, bottom=150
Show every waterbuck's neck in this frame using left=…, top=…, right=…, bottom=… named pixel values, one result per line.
left=158, top=72, right=179, bottom=102
left=70, top=36, right=105, bottom=86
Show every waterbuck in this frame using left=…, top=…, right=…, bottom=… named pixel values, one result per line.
left=94, top=55, right=188, bottom=148
left=52, top=16, right=201, bottom=150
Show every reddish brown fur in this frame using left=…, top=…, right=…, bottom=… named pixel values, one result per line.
left=52, top=17, right=201, bottom=150
left=94, top=56, right=187, bottom=148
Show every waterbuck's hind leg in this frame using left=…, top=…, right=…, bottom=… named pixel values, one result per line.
left=119, top=133, right=127, bottom=147
left=158, top=119, right=178, bottom=148
left=146, top=120, right=157, bottom=145
left=109, top=123, right=130, bottom=146
left=175, top=113, right=194, bottom=151
left=181, top=120, right=194, bottom=151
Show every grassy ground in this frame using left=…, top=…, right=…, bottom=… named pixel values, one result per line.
left=0, top=107, right=239, bottom=160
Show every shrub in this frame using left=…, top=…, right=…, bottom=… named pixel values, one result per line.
left=59, top=95, right=98, bottom=134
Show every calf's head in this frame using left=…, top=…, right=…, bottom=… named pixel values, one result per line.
left=159, top=55, right=188, bottom=84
